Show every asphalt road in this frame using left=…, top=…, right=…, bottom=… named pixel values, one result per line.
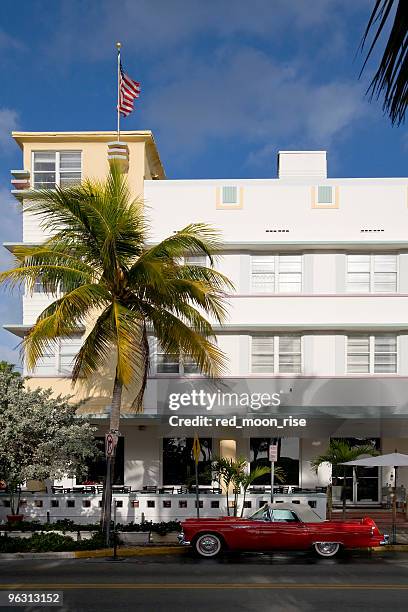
left=1, top=551, right=408, bottom=612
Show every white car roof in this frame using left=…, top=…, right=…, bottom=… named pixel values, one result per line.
left=266, top=502, right=323, bottom=523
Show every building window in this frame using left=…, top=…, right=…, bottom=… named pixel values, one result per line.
left=251, top=255, right=302, bottom=293
left=30, top=350, right=56, bottom=376
left=216, top=185, right=243, bottom=209
left=250, top=438, right=299, bottom=486
left=222, top=186, right=238, bottom=204
left=78, top=436, right=125, bottom=485
left=312, top=185, right=339, bottom=209
left=184, top=255, right=208, bottom=267
left=33, top=151, right=82, bottom=190
left=155, top=341, right=199, bottom=375
left=347, top=254, right=397, bottom=293
left=59, top=335, right=83, bottom=376
left=33, top=279, right=45, bottom=293
left=162, top=437, right=212, bottom=486
left=317, top=185, right=333, bottom=204
left=251, top=335, right=302, bottom=374
left=347, top=335, right=397, bottom=374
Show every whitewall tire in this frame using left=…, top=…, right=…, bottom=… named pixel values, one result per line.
left=195, top=533, right=223, bottom=558
left=314, top=542, right=340, bottom=558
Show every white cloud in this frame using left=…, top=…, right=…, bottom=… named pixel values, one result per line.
left=0, top=186, right=22, bottom=368
left=47, top=0, right=369, bottom=62
left=0, top=109, right=19, bottom=152
left=142, top=46, right=367, bottom=167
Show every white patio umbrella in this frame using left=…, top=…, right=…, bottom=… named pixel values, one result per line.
left=341, top=452, right=408, bottom=544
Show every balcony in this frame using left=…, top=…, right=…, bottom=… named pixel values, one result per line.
left=219, top=293, right=408, bottom=332
left=10, top=169, right=30, bottom=200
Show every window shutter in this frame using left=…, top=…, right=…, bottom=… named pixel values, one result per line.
left=278, top=255, right=302, bottom=293
left=222, top=186, right=238, bottom=204
left=347, top=255, right=370, bottom=292
left=252, top=256, right=275, bottom=292
left=251, top=336, right=274, bottom=373
left=317, top=185, right=333, bottom=204
left=373, top=255, right=397, bottom=292
left=278, top=335, right=301, bottom=373
left=347, top=336, right=370, bottom=373
left=374, top=335, right=397, bottom=373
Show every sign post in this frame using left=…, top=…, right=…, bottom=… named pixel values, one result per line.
left=192, top=433, right=201, bottom=518
left=269, top=442, right=278, bottom=503
left=105, top=432, right=118, bottom=458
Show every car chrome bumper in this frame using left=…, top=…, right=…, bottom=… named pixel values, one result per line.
left=177, top=533, right=191, bottom=546
left=380, top=534, right=390, bottom=546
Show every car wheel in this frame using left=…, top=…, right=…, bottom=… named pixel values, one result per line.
left=195, top=533, right=223, bottom=558
left=314, top=542, right=340, bottom=558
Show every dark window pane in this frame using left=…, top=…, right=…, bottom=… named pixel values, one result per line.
left=163, top=437, right=212, bottom=486
left=78, top=436, right=124, bottom=485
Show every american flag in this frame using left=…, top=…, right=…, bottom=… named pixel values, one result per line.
left=118, top=62, right=141, bottom=117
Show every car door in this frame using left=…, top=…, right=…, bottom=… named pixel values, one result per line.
left=255, top=509, right=310, bottom=551
left=235, top=506, right=273, bottom=550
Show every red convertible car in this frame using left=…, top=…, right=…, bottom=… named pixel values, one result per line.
left=179, top=503, right=388, bottom=558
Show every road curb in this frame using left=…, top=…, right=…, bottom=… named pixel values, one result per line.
left=0, top=546, right=187, bottom=560
left=0, top=552, right=75, bottom=560
left=75, top=546, right=187, bottom=558
left=1, top=545, right=407, bottom=560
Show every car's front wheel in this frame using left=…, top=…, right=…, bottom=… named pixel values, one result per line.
left=194, top=533, right=223, bottom=558
left=314, top=542, right=340, bottom=558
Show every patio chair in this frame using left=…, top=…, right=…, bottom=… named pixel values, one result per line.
left=159, top=486, right=174, bottom=494
left=177, top=486, right=189, bottom=494
left=250, top=486, right=266, bottom=494
left=142, top=485, right=157, bottom=493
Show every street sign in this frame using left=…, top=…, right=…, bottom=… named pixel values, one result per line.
left=105, top=433, right=118, bottom=458
left=192, top=434, right=201, bottom=464
left=269, top=444, right=278, bottom=463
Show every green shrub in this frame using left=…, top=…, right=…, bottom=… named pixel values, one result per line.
left=0, top=531, right=107, bottom=553
left=116, top=520, right=181, bottom=535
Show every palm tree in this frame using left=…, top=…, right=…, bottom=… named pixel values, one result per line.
left=311, top=440, right=378, bottom=519
left=238, top=465, right=286, bottom=517
left=360, top=1, right=407, bottom=124
left=212, top=457, right=246, bottom=516
left=0, top=163, right=233, bottom=543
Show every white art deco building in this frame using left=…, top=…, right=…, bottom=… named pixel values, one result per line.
left=5, top=131, right=408, bottom=509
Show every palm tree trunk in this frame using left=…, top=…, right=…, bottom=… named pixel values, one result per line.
left=342, top=467, right=347, bottom=519
left=240, top=487, right=247, bottom=518
left=327, top=484, right=333, bottom=520
left=101, top=369, right=123, bottom=545
left=225, top=480, right=230, bottom=516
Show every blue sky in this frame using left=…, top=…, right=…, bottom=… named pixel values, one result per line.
left=0, top=0, right=407, bottom=367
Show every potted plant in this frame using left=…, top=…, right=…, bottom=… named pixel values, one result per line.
left=5, top=483, right=24, bottom=524
left=237, top=465, right=285, bottom=517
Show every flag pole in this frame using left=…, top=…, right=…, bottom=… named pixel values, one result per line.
left=116, top=42, right=121, bottom=141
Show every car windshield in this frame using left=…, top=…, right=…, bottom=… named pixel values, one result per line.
left=249, top=506, right=271, bottom=521
left=271, top=509, right=299, bottom=522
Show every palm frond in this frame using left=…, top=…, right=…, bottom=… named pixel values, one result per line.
left=138, top=223, right=223, bottom=267
left=143, top=303, right=226, bottom=377
left=360, top=0, right=408, bottom=124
